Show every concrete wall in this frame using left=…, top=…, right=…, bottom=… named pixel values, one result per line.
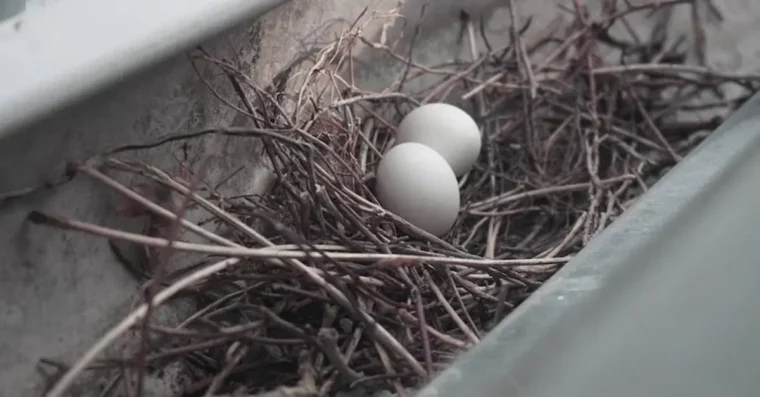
left=0, top=0, right=757, bottom=396
left=0, top=1, right=388, bottom=395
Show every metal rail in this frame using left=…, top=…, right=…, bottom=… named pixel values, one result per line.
left=0, top=0, right=24, bottom=21
left=0, top=0, right=293, bottom=136
left=419, top=92, right=760, bottom=397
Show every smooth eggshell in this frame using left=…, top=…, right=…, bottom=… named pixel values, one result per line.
left=396, top=103, right=481, bottom=176
left=375, top=142, right=460, bottom=236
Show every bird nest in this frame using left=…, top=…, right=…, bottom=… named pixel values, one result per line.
left=27, top=1, right=756, bottom=396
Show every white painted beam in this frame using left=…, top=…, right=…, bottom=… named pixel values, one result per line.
left=0, top=0, right=292, bottom=136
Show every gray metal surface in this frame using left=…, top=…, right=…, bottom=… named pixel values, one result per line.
left=419, top=93, right=760, bottom=397
left=0, top=0, right=24, bottom=21
left=0, top=0, right=291, bottom=136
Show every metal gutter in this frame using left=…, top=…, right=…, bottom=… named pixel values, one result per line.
left=419, top=91, right=760, bottom=397
left=0, top=0, right=293, bottom=136
left=0, top=0, right=24, bottom=21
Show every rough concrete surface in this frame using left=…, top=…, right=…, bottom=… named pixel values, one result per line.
left=0, top=0, right=758, bottom=396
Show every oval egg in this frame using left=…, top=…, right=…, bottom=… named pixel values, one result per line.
left=396, top=103, right=481, bottom=176
left=375, top=142, right=460, bottom=236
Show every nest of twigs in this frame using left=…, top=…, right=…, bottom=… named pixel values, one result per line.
left=29, top=1, right=758, bottom=397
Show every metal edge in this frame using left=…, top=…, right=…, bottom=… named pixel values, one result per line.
left=0, top=0, right=24, bottom=21
left=0, top=0, right=294, bottom=136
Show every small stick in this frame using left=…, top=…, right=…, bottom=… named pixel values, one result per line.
left=75, top=163, right=238, bottom=247
left=591, top=63, right=760, bottom=81
left=446, top=269, right=481, bottom=338
left=44, top=257, right=241, bottom=397
left=469, top=175, right=634, bottom=211
left=540, top=212, right=588, bottom=259
left=202, top=343, right=248, bottom=397
left=374, top=341, right=407, bottom=397
left=317, top=328, right=362, bottom=382
left=28, top=211, right=571, bottom=268
left=398, top=309, right=469, bottom=348
left=329, top=92, right=420, bottom=108
left=507, top=0, right=538, bottom=99
left=627, top=86, right=682, bottom=162
left=412, top=287, right=433, bottom=380
left=423, top=271, right=480, bottom=344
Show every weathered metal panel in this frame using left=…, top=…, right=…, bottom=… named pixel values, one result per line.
left=0, top=0, right=291, bottom=135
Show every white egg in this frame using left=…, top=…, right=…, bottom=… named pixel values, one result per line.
left=375, top=142, right=460, bottom=236
left=396, top=103, right=481, bottom=176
